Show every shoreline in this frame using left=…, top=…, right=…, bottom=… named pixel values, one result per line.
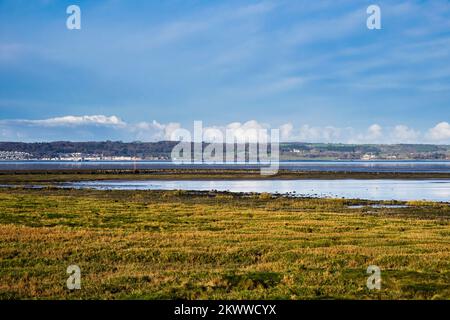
left=1, top=185, right=449, bottom=204
left=0, top=170, right=448, bottom=203
left=1, top=169, right=450, bottom=184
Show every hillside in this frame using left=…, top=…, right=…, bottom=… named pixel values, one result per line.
left=0, top=141, right=449, bottom=160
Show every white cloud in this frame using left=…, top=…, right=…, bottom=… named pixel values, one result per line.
left=426, top=122, right=450, bottom=141
left=225, top=120, right=270, bottom=143
left=21, top=115, right=126, bottom=127
left=130, top=120, right=182, bottom=141
left=367, top=124, right=383, bottom=139
left=294, top=124, right=344, bottom=142
left=348, top=124, right=383, bottom=144
left=279, top=123, right=293, bottom=140
left=200, top=120, right=271, bottom=143
left=163, top=122, right=182, bottom=140
left=1, top=115, right=449, bottom=145
left=391, top=125, right=420, bottom=142
left=171, top=120, right=290, bottom=143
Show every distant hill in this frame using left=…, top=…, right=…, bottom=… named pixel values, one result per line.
left=0, top=141, right=449, bottom=160
left=280, top=143, right=450, bottom=160
left=0, top=141, right=178, bottom=160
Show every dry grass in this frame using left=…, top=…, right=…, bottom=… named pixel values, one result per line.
left=0, top=188, right=449, bottom=299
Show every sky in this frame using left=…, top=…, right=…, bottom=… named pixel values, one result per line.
left=0, top=0, right=450, bottom=143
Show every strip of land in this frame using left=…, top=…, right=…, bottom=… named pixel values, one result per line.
left=1, top=169, right=450, bottom=185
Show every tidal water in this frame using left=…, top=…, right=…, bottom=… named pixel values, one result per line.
left=65, top=179, right=450, bottom=202
left=1, top=160, right=450, bottom=173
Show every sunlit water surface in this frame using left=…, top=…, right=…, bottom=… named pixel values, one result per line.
left=65, top=179, right=450, bottom=202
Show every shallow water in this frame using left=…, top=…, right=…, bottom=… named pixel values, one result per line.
left=65, top=179, right=450, bottom=202
left=347, top=204, right=410, bottom=209
left=1, top=160, right=450, bottom=173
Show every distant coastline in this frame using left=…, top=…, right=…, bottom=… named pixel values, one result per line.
left=1, top=141, right=449, bottom=161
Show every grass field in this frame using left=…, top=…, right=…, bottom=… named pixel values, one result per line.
left=0, top=185, right=449, bottom=299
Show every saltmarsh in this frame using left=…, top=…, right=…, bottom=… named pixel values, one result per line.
left=0, top=187, right=449, bottom=299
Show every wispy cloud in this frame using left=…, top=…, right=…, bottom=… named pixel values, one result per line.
left=0, top=0, right=449, bottom=131
left=15, top=115, right=126, bottom=127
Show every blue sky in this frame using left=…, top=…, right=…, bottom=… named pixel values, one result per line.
left=1, top=0, right=450, bottom=143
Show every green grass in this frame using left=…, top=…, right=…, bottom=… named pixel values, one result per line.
left=0, top=187, right=449, bottom=299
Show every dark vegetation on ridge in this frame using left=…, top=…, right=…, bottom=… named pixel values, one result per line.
left=1, top=141, right=449, bottom=160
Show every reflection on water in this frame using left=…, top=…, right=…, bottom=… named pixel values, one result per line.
left=66, top=179, right=450, bottom=202
left=347, top=204, right=410, bottom=209
left=1, top=160, right=450, bottom=172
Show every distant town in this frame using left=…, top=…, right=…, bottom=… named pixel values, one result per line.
left=0, top=141, right=449, bottom=161
left=0, top=151, right=145, bottom=161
